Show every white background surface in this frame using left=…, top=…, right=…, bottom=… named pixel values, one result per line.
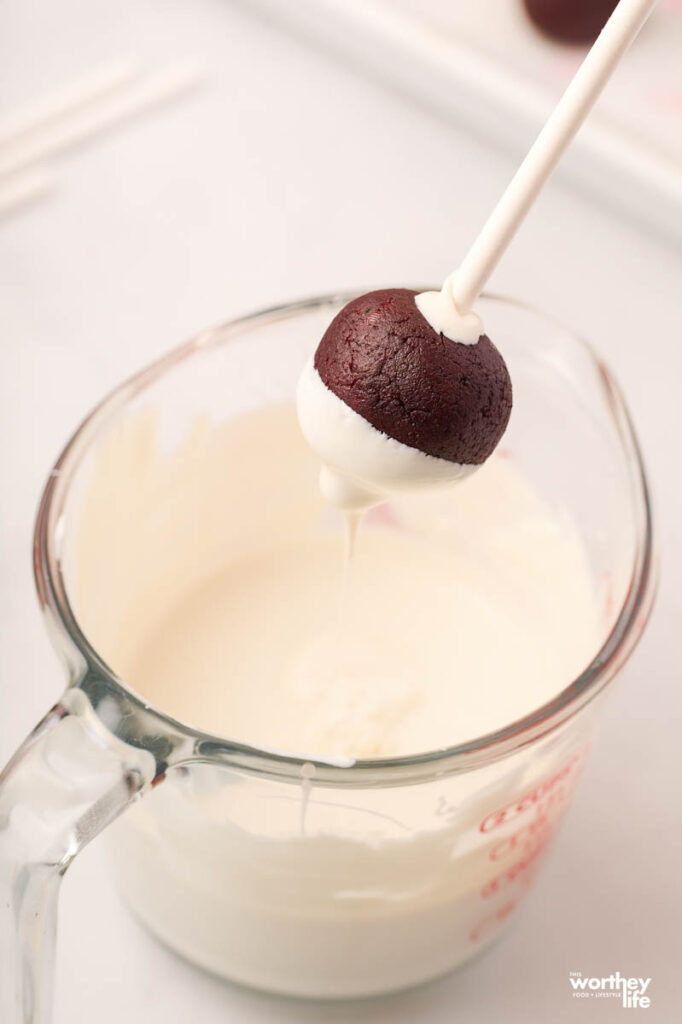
left=1, top=1, right=681, bottom=1021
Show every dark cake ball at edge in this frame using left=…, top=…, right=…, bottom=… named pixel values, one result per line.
left=523, top=0, right=618, bottom=45
left=314, top=288, right=512, bottom=466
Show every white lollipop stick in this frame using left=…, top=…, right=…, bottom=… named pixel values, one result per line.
left=0, top=62, right=203, bottom=180
left=0, top=60, right=139, bottom=150
left=448, top=0, right=658, bottom=314
left=0, top=170, right=54, bottom=220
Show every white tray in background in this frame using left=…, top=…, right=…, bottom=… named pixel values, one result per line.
left=249, top=0, right=682, bottom=241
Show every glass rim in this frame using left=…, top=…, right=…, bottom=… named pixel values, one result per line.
left=33, top=291, right=656, bottom=786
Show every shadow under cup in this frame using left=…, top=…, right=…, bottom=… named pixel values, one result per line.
left=44, top=295, right=655, bottom=998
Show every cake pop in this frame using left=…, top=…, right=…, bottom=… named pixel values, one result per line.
left=524, top=0, right=619, bottom=45
left=297, top=0, right=657, bottom=513
left=297, top=287, right=512, bottom=510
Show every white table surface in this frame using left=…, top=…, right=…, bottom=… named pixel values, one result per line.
left=1, top=1, right=681, bottom=1021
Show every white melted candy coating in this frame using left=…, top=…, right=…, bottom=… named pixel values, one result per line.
left=68, top=403, right=603, bottom=997
left=414, top=278, right=483, bottom=345
left=296, top=360, right=476, bottom=513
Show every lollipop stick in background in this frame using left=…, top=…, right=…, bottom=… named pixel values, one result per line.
left=0, top=170, right=54, bottom=220
left=448, top=0, right=658, bottom=314
left=0, top=62, right=203, bottom=180
left=0, top=60, right=139, bottom=151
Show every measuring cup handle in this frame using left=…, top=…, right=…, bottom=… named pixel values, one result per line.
left=0, top=682, right=159, bottom=1024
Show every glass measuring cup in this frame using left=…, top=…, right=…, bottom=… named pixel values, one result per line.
left=0, top=294, right=654, bottom=1021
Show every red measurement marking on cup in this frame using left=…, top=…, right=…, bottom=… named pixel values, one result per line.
left=599, top=569, right=615, bottom=623
left=489, top=804, right=556, bottom=862
left=363, top=503, right=399, bottom=528
left=469, top=899, right=519, bottom=944
left=487, top=772, right=581, bottom=862
left=478, top=750, right=586, bottom=835
left=481, top=834, right=549, bottom=899
left=468, top=752, right=589, bottom=944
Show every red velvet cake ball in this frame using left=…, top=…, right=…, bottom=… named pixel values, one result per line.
left=314, top=289, right=512, bottom=467
left=523, top=0, right=618, bottom=45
